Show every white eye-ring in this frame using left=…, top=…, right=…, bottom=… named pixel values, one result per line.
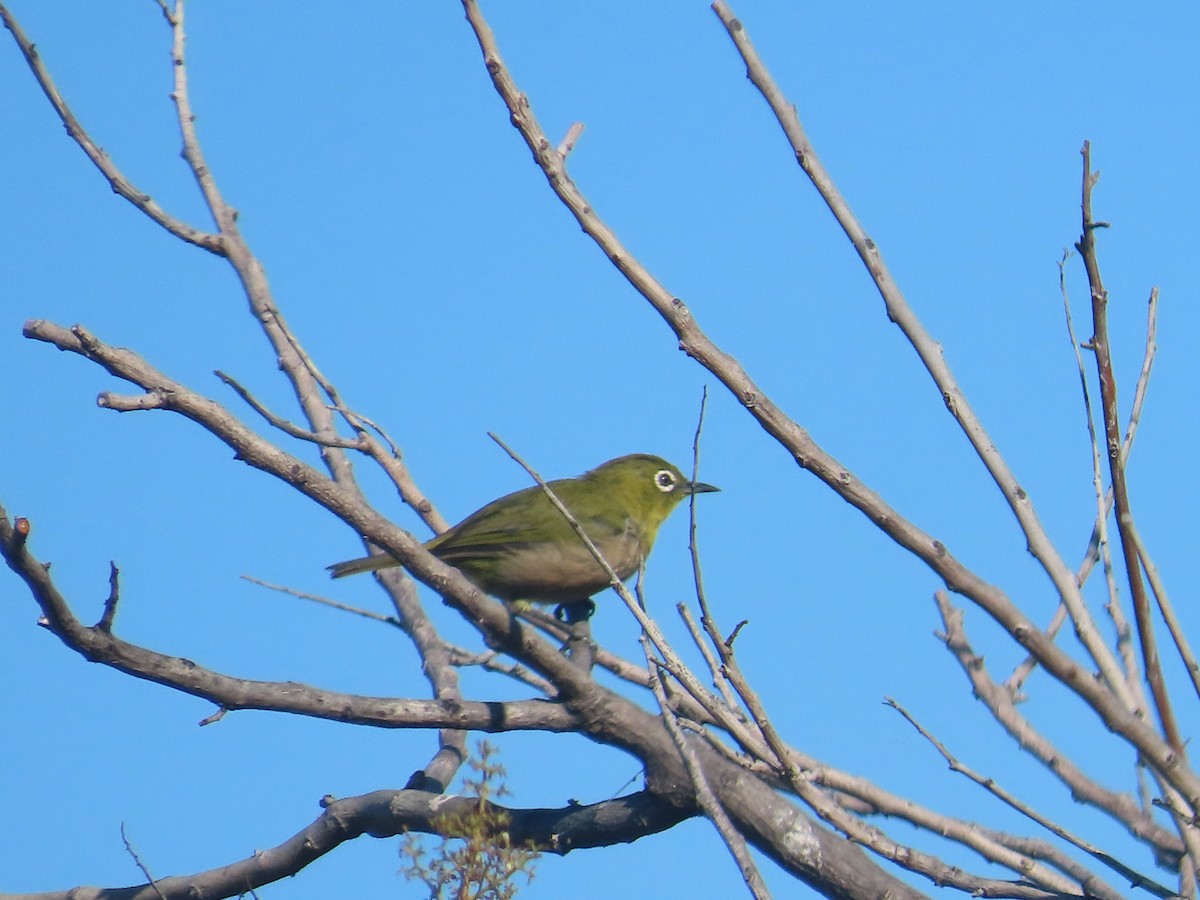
left=654, top=470, right=677, bottom=493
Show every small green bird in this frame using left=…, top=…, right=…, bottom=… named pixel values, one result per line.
left=328, top=453, right=718, bottom=604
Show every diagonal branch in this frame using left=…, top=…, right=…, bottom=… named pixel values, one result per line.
left=709, top=2, right=1134, bottom=714
left=887, top=697, right=1167, bottom=899
left=935, top=591, right=1182, bottom=861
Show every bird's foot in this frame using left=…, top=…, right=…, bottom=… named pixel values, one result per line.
left=555, top=599, right=597, bottom=674
left=554, top=598, right=596, bottom=623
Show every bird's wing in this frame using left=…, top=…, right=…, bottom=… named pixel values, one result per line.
left=427, top=480, right=626, bottom=560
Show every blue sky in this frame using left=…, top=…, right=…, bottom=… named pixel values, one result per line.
left=2, top=3, right=1198, bottom=897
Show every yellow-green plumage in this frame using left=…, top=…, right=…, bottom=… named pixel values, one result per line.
left=327, top=454, right=718, bottom=603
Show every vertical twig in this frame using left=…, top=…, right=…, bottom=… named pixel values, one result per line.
left=639, top=592, right=772, bottom=899
left=1075, top=143, right=1181, bottom=754
left=1009, top=280, right=1159, bottom=692
left=1059, top=251, right=1143, bottom=696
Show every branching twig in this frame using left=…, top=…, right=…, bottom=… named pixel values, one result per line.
left=887, top=698, right=1167, bottom=898
left=1009, top=276, right=1159, bottom=693
left=935, top=591, right=1182, bottom=860
left=216, top=371, right=365, bottom=449
left=0, top=2, right=222, bottom=252
left=644, top=648, right=772, bottom=899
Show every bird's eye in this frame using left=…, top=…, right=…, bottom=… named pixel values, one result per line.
left=654, top=470, right=677, bottom=493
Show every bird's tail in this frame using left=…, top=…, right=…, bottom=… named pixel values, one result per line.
left=327, top=553, right=400, bottom=579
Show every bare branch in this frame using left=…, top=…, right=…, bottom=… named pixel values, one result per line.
left=96, top=562, right=120, bottom=632
left=935, top=591, right=1182, bottom=862
left=120, top=823, right=169, bottom=900
left=216, top=370, right=365, bottom=449
left=1129, top=522, right=1200, bottom=702
left=1059, top=248, right=1142, bottom=696
left=1, top=788, right=692, bottom=900
left=241, top=574, right=404, bottom=626
left=0, top=3, right=222, bottom=252
left=1075, top=142, right=1182, bottom=753
left=887, top=698, right=1166, bottom=898
left=644, top=650, right=771, bottom=899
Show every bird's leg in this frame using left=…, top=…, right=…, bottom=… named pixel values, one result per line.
left=555, top=598, right=597, bottom=673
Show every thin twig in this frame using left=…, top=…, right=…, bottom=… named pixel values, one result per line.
left=97, top=562, right=120, bottom=633
left=333, top=406, right=449, bottom=534
left=1075, top=142, right=1182, bottom=754
left=120, top=823, right=169, bottom=900
left=935, top=591, right=1182, bottom=860
left=1129, top=522, right=1200, bottom=701
left=445, top=647, right=557, bottom=696
left=165, top=0, right=226, bottom=224
left=556, top=121, right=585, bottom=159
left=887, top=698, right=1170, bottom=899
left=682, top=387, right=741, bottom=711
left=643, top=642, right=772, bottom=899
left=241, top=574, right=404, bottom=627
left=216, top=371, right=365, bottom=448
left=151, top=0, right=174, bottom=26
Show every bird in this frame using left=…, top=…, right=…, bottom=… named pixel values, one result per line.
left=327, top=453, right=718, bottom=605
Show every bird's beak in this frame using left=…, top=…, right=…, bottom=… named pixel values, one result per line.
left=683, top=480, right=720, bottom=495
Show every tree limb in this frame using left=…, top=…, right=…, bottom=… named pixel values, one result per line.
left=0, top=789, right=692, bottom=900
